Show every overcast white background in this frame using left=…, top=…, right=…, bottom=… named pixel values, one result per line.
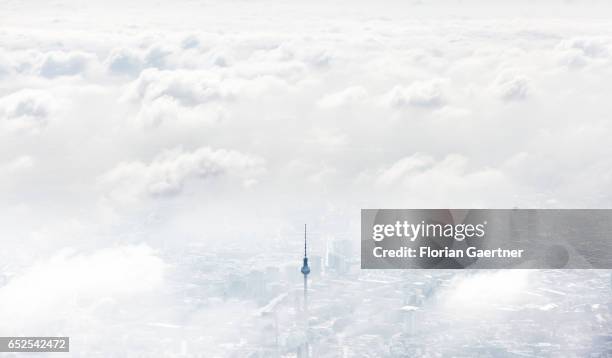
left=1, top=0, right=612, bottom=356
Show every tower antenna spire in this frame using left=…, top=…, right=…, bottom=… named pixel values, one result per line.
left=304, top=224, right=307, bottom=258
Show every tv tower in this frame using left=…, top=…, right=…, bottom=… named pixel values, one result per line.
left=299, top=224, right=311, bottom=357
left=301, top=224, right=311, bottom=304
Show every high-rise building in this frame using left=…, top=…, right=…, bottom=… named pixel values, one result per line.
left=325, top=237, right=351, bottom=275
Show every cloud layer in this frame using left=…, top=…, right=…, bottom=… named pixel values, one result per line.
left=2, top=0, right=612, bottom=355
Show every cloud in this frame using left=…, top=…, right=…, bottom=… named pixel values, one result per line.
left=121, top=69, right=237, bottom=127
left=101, top=146, right=265, bottom=200
left=125, top=68, right=236, bottom=106
left=302, top=48, right=334, bottom=67
left=557, top=37, right=611, bottom=59
left=123, top=67, right=289, bottom=126
left=385, top=79, right=447, bottom=108
left=555, top=36, right=612, bottom=68
left=317, top=86, right=368, bottom=108
left=0, top=245, right=165, bottom=332
left=105, top=47, right=144, bottom=76
left=0, top=89, right=57, bottom=132
left=1, top=155, right=35, bottom=173
left=438, top=270, right=532, bottom=313
left=0, top=50, right=14, bottom=78
left=132, top=95, right=225, bottom=127
left=38, top=51, right=95, bottom=78
left=143, top=44, right=175, bottom=69
left=106, top=43, right=191, bottom=77
left=376, top=153, right=435, bottom=185
left=372, top=153, right=515, bottom=206
left=180, top=34, right=204, bottom=50
left=492, top=70, right=531, bottom=101
left=249, top=40, right=333, bottom=68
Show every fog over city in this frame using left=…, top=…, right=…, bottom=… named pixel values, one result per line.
left=1, top=0, right=612, bottom=356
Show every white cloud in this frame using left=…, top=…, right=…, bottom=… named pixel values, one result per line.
left=0, top=245, right=165, bottom=332
left=385, top=79, right=447, bottom=108
left=38, top=51, right=95, bottom=78
left=376, top=153, right=435, bottom=185
left=0, top=50, right=14, bottom=77
left=123, top=67, right=291, bottom=126
left=105, top=47, right=144, bottom=76
left=373, top=153, right=515, bottom=207
left=0, top=89, right=57, bottom=132
left=133, top=95, right=225, bottom=128
left=557, top=37, right=611, bottom=59
left=555, top=36, right=612, bottom=69
left=2, top=155, right=35, bottom=173
left=121, top=69, right=237, bottom=127
left=180, top=34, right=204, bottom=50
left=493, top=70, right=531, bottom=101
left=441, top=270, right=532, bottom=309
left=143, top=44, right=175, bottom=69
left=101, top=146, right=265, bottom=200
left=125, top=68, right=237, bottom=106
left=317, top=86, right=368, bottom=108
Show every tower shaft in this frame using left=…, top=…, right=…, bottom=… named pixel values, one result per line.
left=299, top=224, right=310, bottom=358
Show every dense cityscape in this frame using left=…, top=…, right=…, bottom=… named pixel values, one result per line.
left=155, top=236, right=612, bottom=358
